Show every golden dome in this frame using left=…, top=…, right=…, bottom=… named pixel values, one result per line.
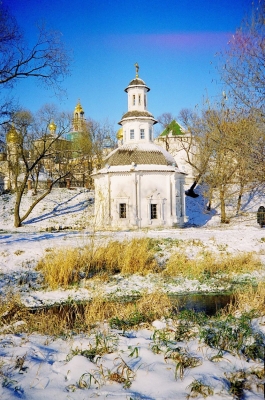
left=116, top=128, right=123, bottom=140
left=6, top=125, right=22, bottom=144
left=48, top=120, right=57, bottom=133
left=75, top=100, right=84, bottom=113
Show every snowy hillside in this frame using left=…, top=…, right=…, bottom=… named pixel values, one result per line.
left=0, top=186, right=264, bottom=399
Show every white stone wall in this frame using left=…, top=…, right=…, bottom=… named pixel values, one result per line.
left=93, top=169, right=186, bottom=229
left=127, top=86, right=148, bottom=112
left=155, top=134, right=196, bottom=187
left=122, top=120, right=153, bottom=144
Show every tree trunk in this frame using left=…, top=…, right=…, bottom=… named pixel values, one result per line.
left=19, top=186, right=52, bottom=224
left=236, top=183, right=244, bottom=215
left=185, top=180, right=199, bottom=198
left=220, top=187, right=227, bottom=223
left=14, top=188, right=24, bottom=227
left=207, top=189, right=213, bottom=211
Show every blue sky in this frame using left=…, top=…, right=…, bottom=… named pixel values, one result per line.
left=7, top=0, right=252, bottom=133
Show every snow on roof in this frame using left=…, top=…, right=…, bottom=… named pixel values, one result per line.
left=93, top=163, right=184, bottom=175
left=119, top=110, right=157, bottom=125
left=125, top=77, right=150, bottom=92
left=103, top=142, right=177, bottom=167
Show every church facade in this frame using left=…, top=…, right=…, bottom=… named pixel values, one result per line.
left=92, top=66, right=187, bottom=229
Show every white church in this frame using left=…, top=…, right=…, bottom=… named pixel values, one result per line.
left=92, top=65, right=187, bottom=229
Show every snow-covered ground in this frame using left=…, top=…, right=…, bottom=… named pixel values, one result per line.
left=0, top=186, right=264, bottom=399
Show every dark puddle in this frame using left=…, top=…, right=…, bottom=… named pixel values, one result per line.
left=174, top=293, right=233, bottom=316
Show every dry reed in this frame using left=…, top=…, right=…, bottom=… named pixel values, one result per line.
left=224, top=282, right=265, bottom=315
left=83, top=291, right=172, bottom=328
left=163, top=251, right=262, bottom=280
left=0, top=292, right=172, bottom=336
left=37, top=238, right=158, bottom=289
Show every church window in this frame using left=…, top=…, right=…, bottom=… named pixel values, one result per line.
left=150, top=204, right=157, bottom=219
left=140, top=129, right=145, bottom=139
left=133, top=95, right=136, bottom=106
left=144, top=95, right=146, bottom=107
left=149, top=128, right=152, bottom=141
left=138, top=95, right=141, bottom=105
left=130, top=129, right=134, bottom=139
left=119, top=203, right=126, bottom=218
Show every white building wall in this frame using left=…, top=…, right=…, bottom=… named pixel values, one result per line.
left=127, top=87, right=148, bottom=112
left=122, top=120, right=153, bottom=144
left=155, top=134, right=196, bottom=187
left=94, top=170, right=186, bottom=229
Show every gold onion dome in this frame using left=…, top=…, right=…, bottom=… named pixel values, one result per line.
left=6, top=125, right=22, bottom=144
left=49, top=120, right=57, bottom=133
left=75, top=100, right=84, bottom=113
left=116, top=128, right=123, bottom=140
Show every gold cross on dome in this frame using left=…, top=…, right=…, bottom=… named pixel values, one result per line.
left=134, top=63, right=139, bottom=78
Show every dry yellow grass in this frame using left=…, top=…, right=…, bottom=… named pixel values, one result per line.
left=36, top=248, right=84, bottom=289
left=85, top=238, right=158, bottom=275
left=0, top=294, right=82, bottom=335
left=0, top=292, right=172, bottom=335
left=163, top=251, right=262, bottom=280
left=37, top=238, right=158, bottom=289
left=225, top=282, right=265, bottom=315
left=83, top=291, right=172, bottom=328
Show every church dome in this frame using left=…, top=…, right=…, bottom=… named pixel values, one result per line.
left=104, top=143, right=176, bottom=167
left=48, top=120, right=57, bottom=133
left=75, top=101, right=84, bottom=113
left=116, top=128, right=123, bottom=140
left=6, top=125, right=22, bottom=144
left=125, top=78, right=150, bottom=92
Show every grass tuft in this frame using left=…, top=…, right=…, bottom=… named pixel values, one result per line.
left=37, top=238, right=158, bottom=289
left=186, top=379, right=214, bottom=398
left=163, top=251, right=262, bottom=280
left=225, top=282, right=265, bottom=315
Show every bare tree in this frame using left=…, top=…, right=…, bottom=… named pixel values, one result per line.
left=0, top=5, right=70, bottom=91
left=157, top=113, right=176, bottom=151
left=7, top=105, right=71, bottom=227
left=0, top=3, right=70, bottom=126
left=178, top=108, right=213, bottom=199
left=220, top=0, right=265, bottom=117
